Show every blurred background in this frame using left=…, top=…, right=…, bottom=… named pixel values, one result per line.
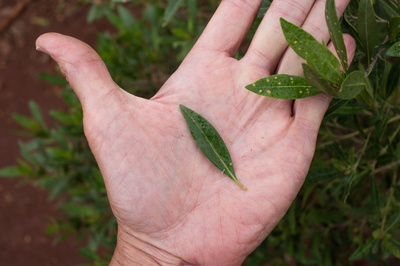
left=0, top=1, right=112, bottom=265
left=0, top=0, right=399, bottom=265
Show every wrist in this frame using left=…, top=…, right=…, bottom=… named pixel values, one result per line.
left=110, top=228, right=190, bottom=265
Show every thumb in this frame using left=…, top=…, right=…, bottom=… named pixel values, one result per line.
left=35, top=33, right=120, bottom=110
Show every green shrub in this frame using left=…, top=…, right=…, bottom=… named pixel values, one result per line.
left=1, top=0, right=400, bottom=265
left=246, top=0, right=400, bottom=264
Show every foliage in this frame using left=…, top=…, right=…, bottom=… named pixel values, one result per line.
left=1, top=0, right=400, bottom=265
left=246, top=0, right=400, bottom=264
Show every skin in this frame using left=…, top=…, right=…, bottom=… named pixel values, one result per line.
left=36, top=0, right=356, bottom=265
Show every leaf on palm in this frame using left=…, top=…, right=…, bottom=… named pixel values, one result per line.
left=179, top=105, right=247, bottom=190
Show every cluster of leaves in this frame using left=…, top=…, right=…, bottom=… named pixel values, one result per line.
left=0, top=90, right=115, bottom=264
left=89, top=0, right=208, bottom=97
left=1, top=0, right=400, bottom=264
left=246, top=0, right=400, bottom=264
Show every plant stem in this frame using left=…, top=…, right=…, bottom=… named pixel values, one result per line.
left=364, top=36, right=389, bottom=77
left=374, top=160, right=400, bottom=174
left=321, top=114, right=400, bottom=147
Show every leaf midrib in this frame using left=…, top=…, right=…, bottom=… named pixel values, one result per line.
left=182, top=108, right=236, bottom=180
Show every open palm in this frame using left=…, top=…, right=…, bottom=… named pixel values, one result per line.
left=37, top=0, right=355, bottom=265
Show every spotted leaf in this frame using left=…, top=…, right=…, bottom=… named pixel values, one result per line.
left=280, top=18, right=345, bottom=84
left=246, top=74, right=321, bottom=100
left=302, top=64, right=338, bottom=97
left=179, top=105, right=247, bottom=190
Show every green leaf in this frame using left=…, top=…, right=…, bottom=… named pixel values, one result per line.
left=245, top=74, right=321, bottom=100
left=35, top=176, right=70, bottom=200
left=349, top=238, right=375, bottom=260
left=347, top=149, right=354, bottom=169
left=302, top=63, right=338, bottom=97
left=371, top=175, right=381, bottom=210
left=386, top=213, right=400, bottom=232
left=331, top=158, right=348, bottom=171
left=386, top=58, right=400, bottom=97
left=187, top=0, right=197, bottom=34
left=12, top=114, right=40, bottom=131
left=87, top=5, right=101, bottom=23
left=45, top=147, right=73, bottom=159
left=304, top=168, right=341, bottom=184
left=50, top=110, right=74, bottom=124
left=0, top=166, right=23, bottom=177
left=344, top=9, right=359, bottom=42
left=358, top=0, right=378, bottom=65
left=39, top=73, right=68, bottom=86
left=343, top=172, right=365, bottom=202
left=62, top=203, right=99, bottom=218
left=257, top=1, right=271, bottom=18
left=105, top=11, right=124, bottom=31
left=171, top=28, right=191, bottom=40
left=117, top=5, right=137, bottom=30
left=388, top=17, right=400, bottom=41
left=380, top=1, right=400, bottom=18
left=79, top=247, right=102, bottom=260
left=179, top=104, right=246, bottom=190
left=162, top=0, right=185, bottom=27
left=387, top=41, right=400, bottom=57
left=376, top=111, right=390, bottom=142
left=327, top=142, right=348, bottom=162
left=61, top=89, right=80, bottom=107
left=383, top=239, right=400, bottom=259
left=337, top=71, right=365, bottom=99
left=29, top=101, right=48, bottom=131
left=287, top=203, right=297, bottom=234
left=324, top=98, right=350, bottom=118
left=326, top=0, right=348, bottom=73
left=280, top=18, right=345, bottom=84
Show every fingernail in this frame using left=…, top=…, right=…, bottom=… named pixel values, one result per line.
left=36, top=45, right=47, bottom=54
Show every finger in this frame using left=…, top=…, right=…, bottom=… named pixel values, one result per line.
left=242, top=0, right=315, bottom=72
left=290, top=34, right=356, bottom=144
left=276, top=0, right=350, bottom=75
left=35, top=33, right=122, bottom=110
left=193, top=0, right=262, bottom=56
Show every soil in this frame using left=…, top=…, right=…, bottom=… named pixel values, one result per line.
left=0, top=1, right=113, bottom=265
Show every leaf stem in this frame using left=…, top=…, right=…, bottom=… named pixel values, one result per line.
left=235, top=180, right=247, bottom=191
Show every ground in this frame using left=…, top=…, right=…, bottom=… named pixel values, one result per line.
left=0, top=1, right=112, bottom=265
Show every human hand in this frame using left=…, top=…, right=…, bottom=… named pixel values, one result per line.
left=36, top=0, right=356, bottom=265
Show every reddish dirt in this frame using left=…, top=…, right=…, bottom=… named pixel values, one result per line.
left=0, top=1, right=112, bottom=265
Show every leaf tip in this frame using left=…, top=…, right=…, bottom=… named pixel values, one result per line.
left=179, top=104, right=186, bottom=111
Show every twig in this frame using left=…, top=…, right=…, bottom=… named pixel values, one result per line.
left=374, top=160, right=400, bottom=174
left=0, top=0, right=31, bottom=33
left=321, top=114, right=400, bottom=147
left=364, top=36, right=389, bottom=77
